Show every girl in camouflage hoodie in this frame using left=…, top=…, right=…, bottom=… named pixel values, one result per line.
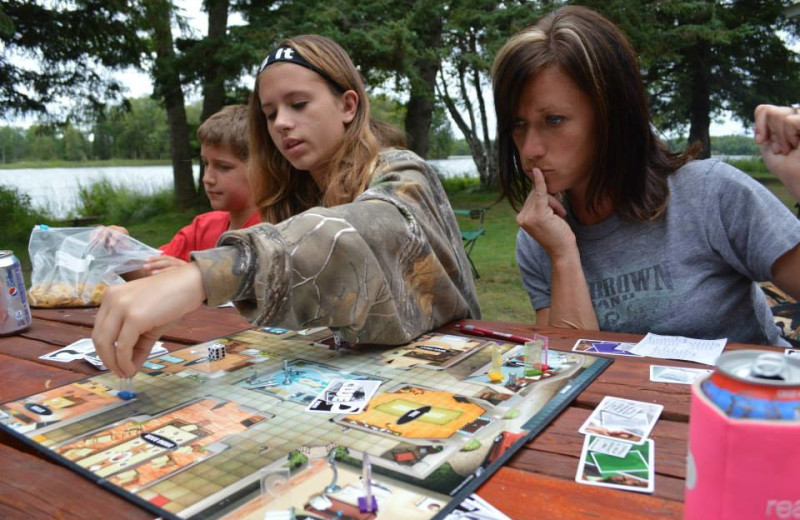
left=93, top=35, right=480, bottom=378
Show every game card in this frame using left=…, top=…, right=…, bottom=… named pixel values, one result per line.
left=379, top=333, right=490, bottom=370
left=588, top=436, right=633, bottom=458
left=296, top=326, right=328, bottom=336
left=258, top=326, right=297, bottom=339
left=579, top=396, right=663, bottom=445
left=571, top=339, right=642, bottom=357
left=445, top=493, right=511, bottom=520
left=650, top=365, right=711, bottom=384
left=40, top=338, right=98, bottom=362
left=84, top=342, right=167, bottom=370
left=313, top=335, right=383, bottom=351
left=576, top=435, right=654, bottom=493
left=306, top=379, right=381, bottom=414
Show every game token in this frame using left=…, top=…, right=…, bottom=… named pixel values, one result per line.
left=357, top=453, right=378, bottom=513
left=118, top=377, right=137, bottom=400
left=488, top=344, right=504, bottom=382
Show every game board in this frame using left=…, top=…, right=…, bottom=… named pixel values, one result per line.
left=0, top=327, right=611, bottom=519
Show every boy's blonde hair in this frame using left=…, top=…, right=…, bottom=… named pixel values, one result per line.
left=197, top=105, right=249, bottom=162
left=249, top=35, right=379, bottom=224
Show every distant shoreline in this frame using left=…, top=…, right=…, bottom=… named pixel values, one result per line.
left=0, top=159, right=171, bottom=170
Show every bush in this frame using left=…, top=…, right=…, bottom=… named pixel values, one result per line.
left=439, top=175, right=481, bottom=196
left=0, top=185, right=52, bottom=243
left=727, top=158, right=770, bottom=178
left=75, top=177, right=176, bottom=224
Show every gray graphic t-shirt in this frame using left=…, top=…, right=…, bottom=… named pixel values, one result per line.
left=516, top=159, right=800, bottom=346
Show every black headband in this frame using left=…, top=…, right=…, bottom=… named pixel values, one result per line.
left=258, top=46, right=346, bottom=92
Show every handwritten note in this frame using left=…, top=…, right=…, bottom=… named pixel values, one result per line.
left=629, top=333, right=726, bottom=366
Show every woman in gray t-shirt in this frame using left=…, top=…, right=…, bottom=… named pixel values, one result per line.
left=491, top=6, right=800, bottom=345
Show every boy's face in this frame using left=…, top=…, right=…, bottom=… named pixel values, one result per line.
left=201, top=143, right=253, bottom=213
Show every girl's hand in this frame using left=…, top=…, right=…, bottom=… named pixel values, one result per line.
left=516, top=168, right=577, bottom=259
left=92, top=263, right=206, bottom=378
left=142, top=254, right=187, bottom=276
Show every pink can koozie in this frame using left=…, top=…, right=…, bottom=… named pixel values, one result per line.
left=685, top=374, right=800, bottom=520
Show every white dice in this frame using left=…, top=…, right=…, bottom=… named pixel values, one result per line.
left=207, top=343, right=226, bottom=361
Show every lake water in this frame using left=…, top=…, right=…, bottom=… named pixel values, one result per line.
left=0, top=157, right=478, bottom=219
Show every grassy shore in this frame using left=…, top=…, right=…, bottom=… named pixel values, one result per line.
left=0, top=159, right=171, bottom=170
left=5, top=171, right=796, bottom=325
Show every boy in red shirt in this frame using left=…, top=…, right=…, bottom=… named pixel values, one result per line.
left=112, top=105, right=260, bottom=276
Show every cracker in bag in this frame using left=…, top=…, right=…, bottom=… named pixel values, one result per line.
left=27, top=225, right=161, bottom=308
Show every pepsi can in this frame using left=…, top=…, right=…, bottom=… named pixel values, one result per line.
left=701, top=350, right=800, bottom=420
left=0, top=251, right=32, bottom=335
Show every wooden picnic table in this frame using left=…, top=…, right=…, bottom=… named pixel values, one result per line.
left=0, top=306, right=776, bottom=520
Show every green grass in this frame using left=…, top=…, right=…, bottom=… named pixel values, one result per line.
left=448, top=186, right=537, bottom=325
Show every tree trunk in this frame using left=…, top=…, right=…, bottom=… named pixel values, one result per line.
left=196, top=0, right=229, bottom=207
left=470, top=37, right=496, bottom=189
left=405, top=63, right=438, bottom=158
left=438, top=71, right=489, bottom=186
left=404, top=5, right=442, bottom=159
left=147, top=0, right=195, bottom=208
left=687, top=30, right=712, bottom=159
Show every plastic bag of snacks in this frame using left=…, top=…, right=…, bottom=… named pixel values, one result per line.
left=27, top=225, right=161, bottom=307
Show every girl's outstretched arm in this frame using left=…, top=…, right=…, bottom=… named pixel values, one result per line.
left=92, top=263, right=206, bottom=377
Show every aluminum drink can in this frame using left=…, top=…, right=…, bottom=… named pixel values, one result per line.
left=0, top=250, right=32, bottom=335
left=700, top=350, right=800, bottom=420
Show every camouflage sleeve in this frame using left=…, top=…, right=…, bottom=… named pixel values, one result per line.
left=191, top=149, right=480, bottom=345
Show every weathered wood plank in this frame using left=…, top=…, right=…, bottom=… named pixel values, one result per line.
left=0, top=354, right=85, bottom=402
left=32, top=305, right=252, bottom=344
left=478, top=466, right=684, bottom=519
left=0, top=443, right=152, bottom=520
left=504, top=448, right=686, bottom=502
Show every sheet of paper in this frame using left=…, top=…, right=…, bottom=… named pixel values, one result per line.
left=649, top=365, right=712, bottom=384
left=629, top=333, right=726, bottom=366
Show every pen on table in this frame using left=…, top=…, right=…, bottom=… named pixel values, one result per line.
left=455, top=323, right=535, bottom=344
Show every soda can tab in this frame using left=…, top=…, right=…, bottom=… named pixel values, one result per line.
left=0, top=250, right=32, bottom=335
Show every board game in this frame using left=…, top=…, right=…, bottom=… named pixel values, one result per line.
left=0, top=326, right=611, bottom=519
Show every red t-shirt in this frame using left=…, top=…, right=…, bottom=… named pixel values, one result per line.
left=159, top=211, right=261, bottom=261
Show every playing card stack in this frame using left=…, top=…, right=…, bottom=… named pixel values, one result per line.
left=574, top=396, right=663, bottom=493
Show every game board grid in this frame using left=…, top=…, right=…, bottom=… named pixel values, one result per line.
left=4, top=329, right=603, bottom=519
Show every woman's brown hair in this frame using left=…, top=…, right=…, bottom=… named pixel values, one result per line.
left=248, top=35, right=379, bottom=224
left=492, top=6, right=692, bottom=221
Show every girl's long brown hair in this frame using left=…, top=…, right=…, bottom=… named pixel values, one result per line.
left=492, top=6, right=693, bottom=221
left=249, top=35, right=379, bottom=224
